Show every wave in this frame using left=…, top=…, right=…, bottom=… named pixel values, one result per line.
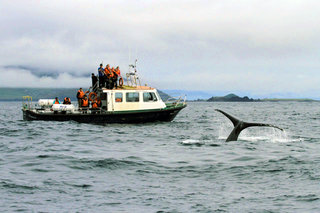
left=63, top=182, right=92, bottom=188
left=221, top=155, right=315, bottom=179
left=296, top=194, right=320, bottom=202
left=0, top=179, right=39, bottom=191
left=68, top=157, right=155, bottom=170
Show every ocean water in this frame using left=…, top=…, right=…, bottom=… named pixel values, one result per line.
left=0, top=101, right=320, bottom=212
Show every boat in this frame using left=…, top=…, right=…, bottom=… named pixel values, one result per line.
left=22, top=61, right=186, bottom=123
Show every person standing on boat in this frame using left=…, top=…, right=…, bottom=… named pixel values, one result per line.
left=108, top=67, right=115, bottom=89
left=98, top=64, right=104, bottom=88
left=53, top=97, right=61, bottom=104
left=91, top=73, right=98, bottom=91
left=104, top=64, right=111, bottom=89
left=114, top=66, right=121, bottom=88
left=111, top=67, right=118, bottom=89
left=77, top=88, right=85, bottom=108
left=81, top=96, right=89, bottom=110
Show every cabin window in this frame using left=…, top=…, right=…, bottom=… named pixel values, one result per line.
left=143, top=92, right=158, bottom=102
left=126, top=92, right=139, bottom=102
left=115, top=93, right=123, bottom=102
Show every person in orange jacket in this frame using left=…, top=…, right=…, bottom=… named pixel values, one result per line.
left=81, top=96, right=89, bottom=109
left=91, top=99, right=98, bottom=109
left=77, top=88, right=85, bottom=107
left=115, top=66, right=121, bottom=76
left=104, top=64, right=112, bottom=89
left=63, top=97, right=71, bottom=104
left=114, top=66, right=121, bottom=88
left=77, top=88, right=89, bottom=108
left=53, top=97, right=60, bottom=104
left=109, top=67, right=116, bottom=89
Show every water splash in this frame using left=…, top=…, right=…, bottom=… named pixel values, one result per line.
left=217, top=123, right=300, bottom=143
left=181, top=139, right=204, bottom=146
left=239, top=129, right=301, bottom=143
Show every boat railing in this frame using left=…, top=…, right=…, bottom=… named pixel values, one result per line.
left=165, top=95, right=186, bottom=107
left=22, top=96, right=33, bottom=110
left=87, top=80, right=99, bottom=93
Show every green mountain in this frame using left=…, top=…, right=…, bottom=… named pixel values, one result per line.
left=0, top=88, right=79, bottom=101
left=207, top=93, right=259, bottom=102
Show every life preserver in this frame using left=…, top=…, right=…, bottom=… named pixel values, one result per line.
left=119, top=77, right=124, bottom=87
left=89, top=92, right=97, bottom=101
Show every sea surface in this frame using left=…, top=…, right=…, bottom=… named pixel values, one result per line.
left=0, top=101, right=320, bottom=212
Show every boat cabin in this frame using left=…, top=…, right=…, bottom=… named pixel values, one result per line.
left=97, top=86, right=166, bottom=112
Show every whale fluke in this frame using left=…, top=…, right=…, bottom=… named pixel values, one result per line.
left=215, top=109, right=283, bottom=142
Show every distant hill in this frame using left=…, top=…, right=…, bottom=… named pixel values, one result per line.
left=0, top=88, right=78, bottom=101
left=207, top=93, right=259, bottom=102
left=0, top=88, right=171, bottom=101
left=157, top=90, right=171, bottom=101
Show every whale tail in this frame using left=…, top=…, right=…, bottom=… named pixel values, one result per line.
left=215, top=109, right=283, bottom=142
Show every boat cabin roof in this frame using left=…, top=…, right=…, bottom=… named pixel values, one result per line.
left=101, top=85, right=155, bottom=91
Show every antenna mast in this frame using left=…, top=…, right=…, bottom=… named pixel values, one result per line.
left=126, top=59, right=141, bottom=87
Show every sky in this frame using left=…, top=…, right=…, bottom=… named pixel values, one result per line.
left=1, top=0, right=320, bottom=98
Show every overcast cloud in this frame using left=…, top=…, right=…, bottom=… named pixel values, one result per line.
left=1, top=0, right=320, bottom=98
